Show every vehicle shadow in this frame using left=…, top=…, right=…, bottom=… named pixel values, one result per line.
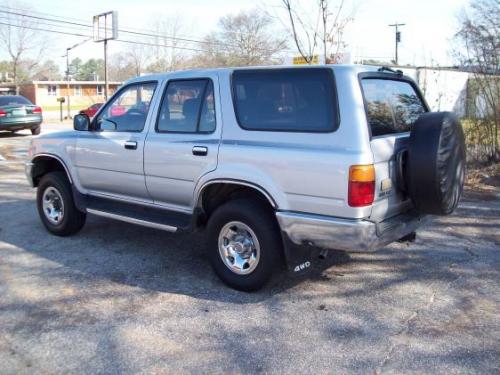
left=0, top=197, right=353, bottom=303
left=0, top=190, right=497, bottom=304
left=0, top=131, right=30, bottom=139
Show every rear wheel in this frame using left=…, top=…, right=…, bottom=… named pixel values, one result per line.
left=206, top=199, right=283, bottom=291
left=37, top=171, right=86, bottom=236
left=31, top=126, right=41, bottom=135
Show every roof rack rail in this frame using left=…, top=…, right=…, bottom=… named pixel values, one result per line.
left=378, top=66, right=403, bottom=76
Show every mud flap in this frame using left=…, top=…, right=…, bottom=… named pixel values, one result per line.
left=281, top=234, right=327, bottom=275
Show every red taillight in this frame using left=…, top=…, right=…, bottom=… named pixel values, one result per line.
left=0, top=109, right=6, bottom=117
left=32, top=106, right=42, bottom=114
left=348, top=165, right=375, bottom=207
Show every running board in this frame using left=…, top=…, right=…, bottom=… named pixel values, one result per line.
left=87, top=209, right=178, bottom=233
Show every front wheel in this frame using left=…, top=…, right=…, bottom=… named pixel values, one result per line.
left=206, top=199, right=283, bottom=291
left=37, top=171, right=86, bottom=236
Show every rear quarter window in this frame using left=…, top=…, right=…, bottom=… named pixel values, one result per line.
left=232, top=68, right=338, bottom=132
left=361, top=78, right=426, bottom=136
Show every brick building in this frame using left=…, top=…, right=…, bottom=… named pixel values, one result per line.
left=0, top=81, right=122, bottom=110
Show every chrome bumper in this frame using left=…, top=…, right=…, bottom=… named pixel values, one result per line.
left=25, top=161, right=34, bottom=187
left=276, top=211, right=426, bottom=252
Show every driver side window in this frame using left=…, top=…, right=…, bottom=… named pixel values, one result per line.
left=96, top=82, right=157, bottom=132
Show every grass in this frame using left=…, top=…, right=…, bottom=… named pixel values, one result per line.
left=41, top=105, right=88, bottom=111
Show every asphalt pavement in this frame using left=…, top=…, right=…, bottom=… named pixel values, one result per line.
left=0, top=125, right=499, bottom=374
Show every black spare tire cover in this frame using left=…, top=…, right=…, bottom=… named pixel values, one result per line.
left=407, top=112, right=465, bottom=215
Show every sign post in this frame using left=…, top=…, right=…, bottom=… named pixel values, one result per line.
left=93, top=11, right=118, bottom=101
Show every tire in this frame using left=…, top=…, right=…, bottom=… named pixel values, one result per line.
left=206, top=199, right=283, bottom=291
left=31, top=126, right=41, bottom=135
left=407, top=112, right=465, bottom=215
left=37, top=171, right=86, bottom=236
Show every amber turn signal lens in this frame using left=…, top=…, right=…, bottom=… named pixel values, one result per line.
left=349, top=164, right=375, bottom=182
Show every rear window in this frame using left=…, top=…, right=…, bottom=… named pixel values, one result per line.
left=0, top=96, right=31, bottom=106
left=361, top=78, right=426, bottom=136
left=232, top=68, right=337, bottom=132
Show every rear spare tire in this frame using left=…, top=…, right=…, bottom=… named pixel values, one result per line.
left=407, top=112, right=465, bottom=215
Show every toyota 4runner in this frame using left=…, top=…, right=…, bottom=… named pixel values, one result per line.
left=26, top=65, right=465, bottom=291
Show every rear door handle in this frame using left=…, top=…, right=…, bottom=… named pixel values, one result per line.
left=124, top=140, right=138, bottom=150
left=192, top=146, right=208, bottom=156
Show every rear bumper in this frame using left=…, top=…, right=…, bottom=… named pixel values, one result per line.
left=0, top=116, right=42, bottom=130
left=276, top=210, right=426, bottom=252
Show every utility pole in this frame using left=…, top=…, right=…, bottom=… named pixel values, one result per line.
left=62, top=38, right=90, bottom=119
left=388, top=22, right=405, bottom=65
left=104, top=39, right=108, bottom=100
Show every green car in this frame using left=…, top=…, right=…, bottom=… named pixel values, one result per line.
left=0, top=95, right=43, bottom=135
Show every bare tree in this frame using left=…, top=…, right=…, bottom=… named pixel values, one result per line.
left=281, top=0, right=352, bottom=64
left=455, top=0, right=499, bottom=163
left=146, top=16, right=187, bottom=73
left=126, top=43, right=150, bottom=76
left=108, top=53, right=136, bottom=81
left=195, top=9, right=287, bottom=67
left=0, top=5, right=47, bottom=93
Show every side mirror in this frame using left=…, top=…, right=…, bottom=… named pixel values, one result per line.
left=73, top=114, right=90, bottom=131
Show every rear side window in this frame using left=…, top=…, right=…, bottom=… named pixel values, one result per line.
left=361, top=78, right=426, bottom=136
left=157, top=79, right=216, bottom=133
left=232, top=69, right=337, bottom=132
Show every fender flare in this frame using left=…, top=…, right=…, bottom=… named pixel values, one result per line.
left=30, top=153, right=74, bottom=185
left=195, top=179, right=277, bottom=209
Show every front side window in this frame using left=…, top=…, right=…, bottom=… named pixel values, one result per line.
left=361, top=78, right=426, bottom=136
left=95, top=82, right=157, bottom=132
left=232, top=68, right=337, bottom=132
left=157, top=79, right=216, bottom=133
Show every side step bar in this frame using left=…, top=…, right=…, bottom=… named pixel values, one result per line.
left=87, top=209, right=178, bottom=233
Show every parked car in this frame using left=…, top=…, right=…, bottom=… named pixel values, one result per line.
left=0, top=95, right=42, bottom=135
left=79, top=103, right=103, bottom=118
left=25, top=65, right=465, bottom=291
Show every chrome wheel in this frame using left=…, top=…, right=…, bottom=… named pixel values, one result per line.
left=42, top=186, right=64, bottom=225
left=218, top=221, right=260, bottom=275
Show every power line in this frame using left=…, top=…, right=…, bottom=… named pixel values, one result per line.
left=0, top=20, right=211, bottom=53
left=0, top=4, right=267, bottom=41
left=0, top=8, right=268, bottom=52
left=0, top=20, right=91, bottom=38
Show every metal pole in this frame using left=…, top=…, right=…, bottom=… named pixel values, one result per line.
left=104, top=39, right=108, bottom=100
left=66, top=48, right=71, bottom=119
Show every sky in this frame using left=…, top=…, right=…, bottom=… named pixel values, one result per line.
left=0, top=0, right=470, bottom=71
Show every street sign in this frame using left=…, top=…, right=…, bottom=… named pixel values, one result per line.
left=93, top=11, right=118, bottom=101
left=93, top=11, right=118, bottom=42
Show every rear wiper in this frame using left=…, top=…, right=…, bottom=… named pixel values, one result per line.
left=378, top=66, right=403, bottom=76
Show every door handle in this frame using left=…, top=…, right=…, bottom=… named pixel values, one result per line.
left=124, top=140, right=138, bottom=150
left=192, top=146, right=208, bottom=156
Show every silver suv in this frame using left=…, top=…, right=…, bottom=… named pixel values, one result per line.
left=26, top=65, right=465, bottom=291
